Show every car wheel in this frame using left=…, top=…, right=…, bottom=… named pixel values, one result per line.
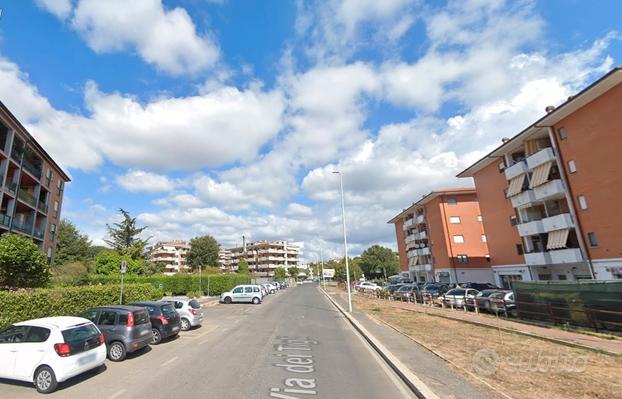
left=252, top=297, right=261, bottom=305
left=224, top=296, right=232, bottom=304
left=181, top=318, right=191, bottom=331
left=270, top=290, right=275, bottom=294
left=151, top=328, right=162, bottom=345
left=108, top=341, right=126, bottom=362
left=34, top=366, right=58, bottom=394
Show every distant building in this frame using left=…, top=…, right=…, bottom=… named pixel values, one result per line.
left=149, top=240, right=190, bottom=274
left=0, top=101, right=70, bottom=265
left=218, top=246, right=233, bottom=272
left=229, top=240, right=301, bottom=277
left=388, top=188, right=492, bottom=284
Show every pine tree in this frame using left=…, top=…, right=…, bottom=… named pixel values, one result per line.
left=105, top=209, right=150, bottom=258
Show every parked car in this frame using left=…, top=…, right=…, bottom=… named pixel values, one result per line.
left=466, top=289, right=501, bottom=312
left=393, top=284, right=419, bottom=301
left=421, top=283, right=449, bottom=303
left=459, top=282, right=499, bottom=291
left=357, top=282, right=381, bottom=292
left=266, top=283, right=278, bottom=294
left=441, top=288, right=479, bottom=308
left=161, top=297, right=204, bottom=331
left=220, top=285, right=263, bottom=304
left=385, top=283, right=405, bottom=295
left=128, top=301, right=181, bottom=345
left=0, top=316, right=106, bottom=393
left=489, top=291, right=517, bottom=317
left=79, top=305, right=152, bottom=361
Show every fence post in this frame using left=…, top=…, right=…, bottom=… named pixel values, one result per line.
left=474, top=298, right=480, bottom=314
left=503, top=299, right=508, bottom=318
left=463, top=295, right=468, bottom=312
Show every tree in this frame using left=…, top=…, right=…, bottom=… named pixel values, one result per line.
left=358, top=245, right=399, bottom=279
left=105, top=209, right=150, bottom=258
left=274, top=267, right=287, bottom=280
left=330, top=257, right=363, bottom=283
left=95, top=249, right=145, bottom=275
left=0, top=234, right=50, bottom=289
left=55, top=219, right=92, bottom=265
left=288, top=266, right=300, bottom=278
left=237, top=259, right=249, bottom=274
left=186, top=235, right=220, bottom=270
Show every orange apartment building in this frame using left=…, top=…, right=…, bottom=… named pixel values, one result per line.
left=388, top=189, right=492, bottom=284
left=0, top=101, right=70, bottom=264
left=458, top=67, right=622, bottom=287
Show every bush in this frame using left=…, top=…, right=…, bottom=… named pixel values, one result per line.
left=0, top=283, right=159, bottom=328
left=51, top=273, right=252, bottom=296
left=0, top=234, right=50, bottom=289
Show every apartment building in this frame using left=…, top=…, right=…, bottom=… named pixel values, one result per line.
left=458, top=67, right=622, bottom=287
left=388, top=189, right=492, bottom=284
left=218, top=246, right=233, bottom=272
left=0, top=101, right=70, bottom=264
left=229, top=240, right=301, bottom=277
left=149, top=240, right=190, bottom=274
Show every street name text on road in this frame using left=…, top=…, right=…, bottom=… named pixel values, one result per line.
left=270, top=336, right=319, bottom=398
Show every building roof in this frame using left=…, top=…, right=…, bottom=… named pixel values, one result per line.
left=0, top=100, right=71, bottom=182
left=457, top=66, right=622, bottom=178
left=387, top=187, right=476, bottom=223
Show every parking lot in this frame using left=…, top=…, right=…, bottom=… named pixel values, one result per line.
left=0, top=284, right=416, bottom=399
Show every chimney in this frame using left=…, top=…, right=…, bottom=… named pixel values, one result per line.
left=545, top=105, right=556, bottom=113
left=502, top=137, right=510, bottom=143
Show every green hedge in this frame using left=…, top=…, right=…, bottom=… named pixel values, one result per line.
left=51, top=273, right=252, bottom=296
left=0, top=283, right=159, bottom=329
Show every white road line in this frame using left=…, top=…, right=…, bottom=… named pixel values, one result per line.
left=109, top=389, right=127, bottom=399
left=161, top=356, right=179, bottom=367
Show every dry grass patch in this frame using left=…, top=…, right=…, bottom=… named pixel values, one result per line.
left=354, top=295, right=622, bottom=399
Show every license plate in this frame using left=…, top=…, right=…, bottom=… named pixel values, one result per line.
left=78, top=353, right=96, bottom=365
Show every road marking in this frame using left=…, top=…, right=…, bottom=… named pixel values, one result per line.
left=161, top=356, right=179, bottom=367
left=109, top=389, right=127, bottom=399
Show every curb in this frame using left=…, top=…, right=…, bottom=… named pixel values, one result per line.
left=321, top=288, right=440, bottom=399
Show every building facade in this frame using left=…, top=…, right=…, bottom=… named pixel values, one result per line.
left=0, top=101, right=70, bottom=264
left=389, top=189, right=492, bottom=284
left=218, top=246, right=233, bottom=272
left=149, top=240, right=190, bottom=274
left=458, top=67, right=622, bottom=287
left=229, top=240, right=301, bottom=277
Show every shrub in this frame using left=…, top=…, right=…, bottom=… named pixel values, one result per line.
left=0, top=234, right=50, bottom=289
left=0, top=283, right=159, bottom=328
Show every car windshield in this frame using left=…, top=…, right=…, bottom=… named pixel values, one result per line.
left=133, top=310, right=149, bottom=325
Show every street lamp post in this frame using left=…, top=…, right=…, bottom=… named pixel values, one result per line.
left=332, top=171, right=353, bottom=312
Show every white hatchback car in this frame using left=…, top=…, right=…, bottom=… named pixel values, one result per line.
left=0, top=316, right=107, bottom=393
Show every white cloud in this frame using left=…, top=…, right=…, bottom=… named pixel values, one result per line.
left=40, top=0, right=220, bottom=75
left=116, top=169, right=176, bottom=193
left=286, top=203, right=313, bottom=217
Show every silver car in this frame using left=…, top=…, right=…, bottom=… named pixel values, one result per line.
left=220, top=285, right=263, bottom=304
left=161, top=297, right=204, bottom=331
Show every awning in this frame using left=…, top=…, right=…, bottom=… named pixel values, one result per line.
left=529, top=161, right=553, bottom=189
left=524, top=140, right=540, bottom=157
left=408, top=256, right=418, bottom=267
left=506, top=174, right=526, bottom=198
left=547, top=228, right=570, bottom=250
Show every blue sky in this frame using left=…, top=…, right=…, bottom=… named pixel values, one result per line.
left=0, top=0, right=620, bottom=260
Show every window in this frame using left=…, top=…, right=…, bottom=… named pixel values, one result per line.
left=118, top=313, right=128, bottom=325
left=558, top=274, right=567, bottom=280
left=457, top=254, right=469, bottom=263
left=510, top=215, right=518, bottom=226
left=477, top=215, right=482, bottom=222
left=26, top=327, right=51, bottom=343
left=253, top=287, right=260, bottom=293
left=578, top=195, right=588, bottom=210
left=449, top=216, right=461, bottom=224
left=81, top=310, right=98, bottom=323
left=453, top=235, right=464, bottom=243
left=0, top=325, right=29, bottom=343
left=447, top=198, right=457, bottom=205
left=99, top=311, right=117, bottom=326
left=233, top=287, right=244, bottom=294
left=558, top=127, right=567, bottom=140
left=587, top=232, right=598, bottom=247
left=244, top=287, right=254, bottom=293
left=482, top=235, right=487, bottom=242
left=54, top=201, right=59, bottom=217
left=568, top=160, right=577, bottom=173
left=516, top=244, right=524, bottom=255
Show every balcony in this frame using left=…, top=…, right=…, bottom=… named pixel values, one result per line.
left=33, top=227, right=45, bottom=240
left=407, top=249, right=417, bottom=258
left=526, top=147, right=556, bottom=170
left=517, top=219, right=545, bottom=237
left=0, top=213, right=10, bottom=228
left=524, top=251, right=552, bottom=265
left=22, top=159, right=42, bottom=179
left=549, top=248, right=584, bottom=264
left=10, top=147, right=23, bottom=163
left=510, top=189, right=536, bottom=208
left=416, top=214, right=425, bottom=224
left=418, top=231, right=427, bottom=240
left=504, top=161, right=528, bottom=180
left=12, top=218, right=33, bottom=234
left=417, top=247, right=431, bottom=256
left=406, top=240, right=418, bottom=250
left=542, top=213, right=574, bottom=232
left=18, top=190, right=36, bottom=208
left=4, top=181, right=17, bottom=195
left=534, top=179, right=566, bottom=201
left=37, top=201, right=48, bottom=213
left=402, top=218, right=414, bottom=230
left=405, top=234, right=415, bottom=243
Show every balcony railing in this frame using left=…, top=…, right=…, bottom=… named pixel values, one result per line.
left=10, top=147, right=23, bottom=163
left=416, top=214, right=425, bottom=224
left=504, top=160, right=528, bottom=180
left=33, top=227, right=45, bottom=240
left=5, top=181, right=17, bottom=195
left=0, top=213, right=10, bottom=228
left=541, top=213, right=574, bottom=232
left=517, top=219, right=545, bottom=237
left=533, top=179, right=566, bottom=202
left=18, top=190, right=36, bottom=207
left=37, top=201, right=48, bottom=213
left=22, top=158, right=42, bottom=179
left=526, top=147, right=556, bottom=170
left=12, top=218, right=33, bottom=234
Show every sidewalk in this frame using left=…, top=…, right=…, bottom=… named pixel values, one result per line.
left=326, top=290, right=499, bottom=399
left=197, top=296, right=219, bottom=308
left=361, top=294, right=622, bottom=356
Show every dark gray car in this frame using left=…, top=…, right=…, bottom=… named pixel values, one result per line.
left=80, top=305, right=152, bottom=361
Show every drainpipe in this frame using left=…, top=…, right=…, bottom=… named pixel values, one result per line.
left=543, top=126, right=596, bottom=280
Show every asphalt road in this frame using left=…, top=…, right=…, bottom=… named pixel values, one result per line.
left=0, top=284, right=417, bottom=399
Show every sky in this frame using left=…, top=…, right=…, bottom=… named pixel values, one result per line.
left=0, top=0, right=620, bottom=262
